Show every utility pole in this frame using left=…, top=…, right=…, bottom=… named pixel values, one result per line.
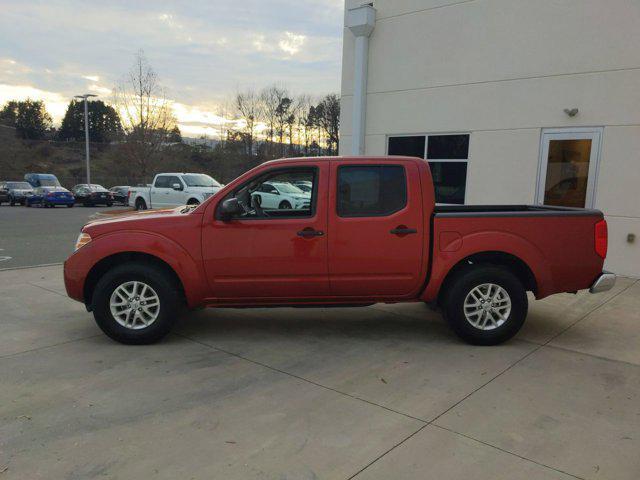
left=74, top=94, right=97, bottom=185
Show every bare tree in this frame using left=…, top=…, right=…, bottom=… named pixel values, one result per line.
left=235, top=89, right=260, bottom=156
left=259, top=85, right=287, bottom=158
left=114, top=50, right=177, bottom=178
left=315, top=94, right=340, bottom=155
left=275, top=96, right=292, bottom=156
left=295, top=95, right=313, bottom=155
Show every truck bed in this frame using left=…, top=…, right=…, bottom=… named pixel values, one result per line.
left=427, top=204, right=604, bottom=301
left=434, top=204, right=602, bottom=218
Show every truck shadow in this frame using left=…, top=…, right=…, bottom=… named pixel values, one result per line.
left=175, top=304, right=456, bottom=345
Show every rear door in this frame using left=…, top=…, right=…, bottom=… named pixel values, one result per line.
left=150, top=175, right=172, bottom=207
left=328, top=160, right=425, bottom=297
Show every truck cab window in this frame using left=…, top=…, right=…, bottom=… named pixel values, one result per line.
left=225, top=168, right=316, bottom=219
left=337, top=165, right=407, bottom=217
left=154, top=176, right=170, bottom=188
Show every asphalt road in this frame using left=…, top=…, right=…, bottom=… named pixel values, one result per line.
left=0, top=204, right=124, bottom=269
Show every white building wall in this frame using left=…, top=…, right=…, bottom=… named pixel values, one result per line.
left=340, top=0, right=640, bottom=277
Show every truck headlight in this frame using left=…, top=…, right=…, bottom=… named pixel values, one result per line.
left=75, top=232, right=92, bottom=251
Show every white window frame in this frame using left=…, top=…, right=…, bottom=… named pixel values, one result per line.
left=535, top=127, right=603, bottom=209
left=386, top=133, right=470, bottom=204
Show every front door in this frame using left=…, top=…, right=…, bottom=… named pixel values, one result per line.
left=537, top=128, right=602, bottom=208
left=328, top=160, right=425, bottom=297
left=202, top=163, right=329, bottom=300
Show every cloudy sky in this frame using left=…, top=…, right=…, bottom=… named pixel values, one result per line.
left=0, top=0, right=344, bottom=137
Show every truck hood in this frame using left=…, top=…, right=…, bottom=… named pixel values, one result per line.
left=83, top=207, right=198, bottom=236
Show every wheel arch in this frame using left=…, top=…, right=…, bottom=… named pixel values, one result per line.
left=83, top=252, right=186, bottom=309
left=436, top=251, right=537, bottom=306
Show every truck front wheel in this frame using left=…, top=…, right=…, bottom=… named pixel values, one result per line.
left=441, top=265, right=528, bottom=345
left=91, top=262, right=181, bottom=345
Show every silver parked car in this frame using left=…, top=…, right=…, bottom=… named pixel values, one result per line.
left=0, top=181, right=35, bottom=206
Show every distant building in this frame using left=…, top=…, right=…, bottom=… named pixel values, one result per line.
left=340, top=0, right=640, bottom=277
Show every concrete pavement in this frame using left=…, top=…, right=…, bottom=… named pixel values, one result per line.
left=0, top=265, right=638, bottom=479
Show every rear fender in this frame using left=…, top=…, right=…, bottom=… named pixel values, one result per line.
left=422, top=231, right=554, bottom=302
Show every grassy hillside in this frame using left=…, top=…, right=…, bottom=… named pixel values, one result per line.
left=0, top=132, right=263, bottom=188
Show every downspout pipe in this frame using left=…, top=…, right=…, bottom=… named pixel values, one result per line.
left=346, top=4, right=376, bottom=155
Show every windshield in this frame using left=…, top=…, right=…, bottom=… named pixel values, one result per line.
left=183, top=174, right=220, bottom=188
left=39, top=178, right=60, bottom=187
left=274, top=183, right=305, bottom=194
left=7, top=182, right=31, bottom=189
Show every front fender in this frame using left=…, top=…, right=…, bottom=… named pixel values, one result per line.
left=422, top=230, right=554, bottom=302
left=66, top=231, right=208, bottom=308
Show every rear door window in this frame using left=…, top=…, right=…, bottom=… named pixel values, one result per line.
left=154, top=176, right=170, bottom=188
left=337, top=165, right=407, bottom=217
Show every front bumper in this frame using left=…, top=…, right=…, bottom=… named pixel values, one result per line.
left=590, top=271, right=616, bottom=294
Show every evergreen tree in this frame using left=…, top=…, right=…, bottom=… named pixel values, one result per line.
left=58, top=99, right=123, bottom=142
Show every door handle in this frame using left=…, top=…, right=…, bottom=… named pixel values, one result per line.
left=390, top=226, right=418, bottom=236
left=297, top=228, right=324, bottom=238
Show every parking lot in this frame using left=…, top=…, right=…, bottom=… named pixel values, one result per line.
left=1, top=207, right=640, bottom=479
left=0, top=204, right=120, bottom=269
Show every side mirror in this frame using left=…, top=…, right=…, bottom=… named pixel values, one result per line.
left=220, top=197, right=243, bottom=221
left=172, top=183, right=182, bottom=191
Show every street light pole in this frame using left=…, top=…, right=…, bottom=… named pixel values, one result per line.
left=74, top=94, right=97, bottom=185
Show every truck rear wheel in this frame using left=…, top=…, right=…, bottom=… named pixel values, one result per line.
left=441, top=265, right=527, bottom=345
left=135, top=198, right=147, bottom=210
left=91, top=262, right=181, bottom=344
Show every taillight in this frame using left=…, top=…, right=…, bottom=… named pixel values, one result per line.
left=595, top=219, right=608, bottom=259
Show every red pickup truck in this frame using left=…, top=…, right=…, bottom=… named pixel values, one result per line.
left=64, top=156, right=615, bottom=346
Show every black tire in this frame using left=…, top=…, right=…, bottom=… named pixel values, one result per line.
left=441, top=265, right=528, bottom=346
left=106, top=202, right=113, bottom=207
left=10, top=200, right=16, bottom=206
left=67, top=204, right=74, bottom=208
left=92, top=262, right=182, bottom=345
left=135, top=198, right=147, bottom=211
left=279, top=200, right=292, bottom=209
left=26, top=202, right=31, bottom=208
left=187, top=199, right=200, bottom=206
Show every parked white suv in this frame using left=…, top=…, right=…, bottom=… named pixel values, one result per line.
left=251, top=181, right=311, bottom=210
left=129, top=173, right=222, bottom=210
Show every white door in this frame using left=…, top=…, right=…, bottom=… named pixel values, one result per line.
left=253, top=183, right=280, bottom=209
left=536, top=128, right=602, bottom=209
left=165, top=176, right=187, bottom=206
left=150, top=176, right=171, bottom=208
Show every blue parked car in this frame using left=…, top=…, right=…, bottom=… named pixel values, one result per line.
left=24, top=173, right=62, bottom=188
left=25, top=186, right=75, bottom=208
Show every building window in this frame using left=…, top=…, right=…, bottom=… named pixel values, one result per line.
left=387, top=133, right=469, bottom=204
left=388, top=136, right=425, bottom=157
left=337, top=165, right=407, bottom=217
